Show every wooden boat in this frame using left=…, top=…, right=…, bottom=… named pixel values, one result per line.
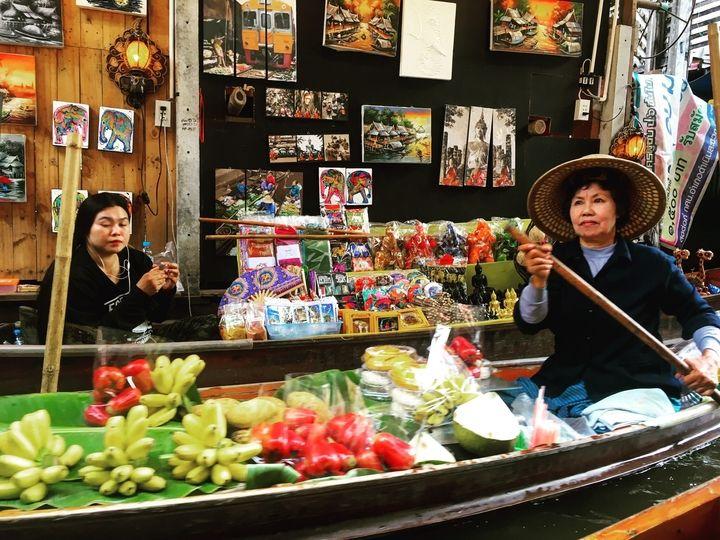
left=3, top=291, right=716, bottom=396
left=585, top=475, right=720, bottom=539
left=1, top=340, right=720, bottom=538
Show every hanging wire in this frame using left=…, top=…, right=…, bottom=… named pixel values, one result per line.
left=636, top=0, right=697, bottom=59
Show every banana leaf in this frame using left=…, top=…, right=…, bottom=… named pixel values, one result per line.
left=244, top=463, right=301, bottom=490
left=0, top=392, right=93, bottom=427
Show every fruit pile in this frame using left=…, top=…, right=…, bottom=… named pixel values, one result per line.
left=79, top=405, right=166, bottom=496
left=0, top=410, right=83, bottom=503
left=84, top=355, right=205, bottom=427
left=169, top=402, right=262, bottom=486
left=414, top=375, right=479, bottom=425
left=251, top=409, right=414, bottom=479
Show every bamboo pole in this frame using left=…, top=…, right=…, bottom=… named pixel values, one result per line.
left=507, top=226, right=720, bottom=405
left=708, top=24, right=720, bottom=125
left=40, top=132, right=83, bottom=393
left=199, top=217, right=368, bottom=236
left=205, top=233, right=381, bottom=241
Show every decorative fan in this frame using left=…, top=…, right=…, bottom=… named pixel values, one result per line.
left=248, top=290, right=278, bottom=308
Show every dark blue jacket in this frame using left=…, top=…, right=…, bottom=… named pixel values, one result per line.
left=513, top=237, right=720, bottom=401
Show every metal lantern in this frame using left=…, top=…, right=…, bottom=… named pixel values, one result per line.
left=106, top=20, right=168, bottom=109
left=610, top=122, right=647, bottom=163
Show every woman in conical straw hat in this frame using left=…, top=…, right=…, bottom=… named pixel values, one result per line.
left=513, top=155, right=720, bottom=422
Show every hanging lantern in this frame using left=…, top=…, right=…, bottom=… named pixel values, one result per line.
left=610, top=122, right=647, bottom=163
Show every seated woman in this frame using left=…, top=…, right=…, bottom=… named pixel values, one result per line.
left=38, top=192, right=180, bottom=343
left=514, top=155, right=720, bottom=420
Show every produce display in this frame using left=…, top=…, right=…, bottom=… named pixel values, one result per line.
left=0, top=410, right=83, bottom=503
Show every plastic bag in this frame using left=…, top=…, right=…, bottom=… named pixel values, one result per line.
left=374, top=222, right=404, bottom=270
left=433, top=221, right=468, bottom=265
left=219, top=302, right=249, bottom=340
left=403, top=220, right=435, bottom=268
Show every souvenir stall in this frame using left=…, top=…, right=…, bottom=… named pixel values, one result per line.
left=0, top=0, right=720, bottom=535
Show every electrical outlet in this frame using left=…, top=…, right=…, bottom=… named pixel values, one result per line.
left=574, top=98, right=591, bottom=122
left=154, top=100, right=172, bottom=128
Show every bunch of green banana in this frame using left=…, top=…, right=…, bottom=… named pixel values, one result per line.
left=169, top=401, right=261, bottom=486
left=79, top=405, right=166, bottom=496
left=140, top=355, right=206, bottom=427
left=0, top=410, right=84, bottom=503
left=414, top=375, right=480, bottom=426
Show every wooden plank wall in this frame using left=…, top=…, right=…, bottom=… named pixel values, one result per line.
left=0, top=0, right=176, bottom=281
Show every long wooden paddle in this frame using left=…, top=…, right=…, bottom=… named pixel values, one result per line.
left=507, top=226, right=720, bottom=405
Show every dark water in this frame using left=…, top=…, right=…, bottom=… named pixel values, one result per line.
left=383, top=440, right=720, bottom=539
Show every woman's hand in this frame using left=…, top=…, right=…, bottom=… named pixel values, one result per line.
left=518, top=242, right=554, bottom=289
left=137, top=266, right=166, bottom=296
left=678, top=350, right=720, bottom=396
left=160, top=262, right=180, bottom=291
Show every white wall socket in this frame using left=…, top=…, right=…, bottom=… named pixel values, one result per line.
left=154, top=100, right=172, bottom=128
left=573, top=99, right=591, bottom=122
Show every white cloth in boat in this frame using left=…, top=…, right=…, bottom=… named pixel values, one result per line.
left=580, top=388, right=676, bottom=432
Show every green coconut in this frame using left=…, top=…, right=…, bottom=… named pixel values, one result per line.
left=452, top=392, right=520, bottom=457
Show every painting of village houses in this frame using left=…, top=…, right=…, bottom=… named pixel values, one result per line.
left=323, top=0, right=401, bottom=58
left=0, top=134, right=25, bottom=203
left=490, top=0, right=583, bottom=57
left=362, top=105, right=431, bottom=164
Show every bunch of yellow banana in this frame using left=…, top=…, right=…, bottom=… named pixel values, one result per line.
left=79, top=405, right=166, bottom=496
left=140, top=355, right=206, bottom=427
left=0, top=410, right=84, bottom=504
left=169, top=401, right=261, bottom=486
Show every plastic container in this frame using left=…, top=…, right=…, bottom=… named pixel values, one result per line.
left=359, top=363, right=393, bottom=401
left=390, top=386, right=423, bottom=419
left=362, top=345, right=418, bottom=371
left=266, top=321, right=343, bottom=341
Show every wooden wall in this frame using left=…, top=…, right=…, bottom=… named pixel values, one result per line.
left=0, top=0, right=176, bottom=281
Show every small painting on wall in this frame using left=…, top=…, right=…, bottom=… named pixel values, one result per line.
left=361, top=105, right=431, bottom=164
left=215, top=168, right=246, bottom=256
left=0, top=134, right=26, bottom=203
left=323, top=0, right=401, bottom=58
left=324, top=134, right=350, bottom=161
left=51, top=189, right=89, bottom=233
left=266, top=88, right=296, bottom=118
left=52, top=101, right=90, bottom=149
left=97, top=107, right=134, bottom=154
left=492, top=108, right=516, bottom=187
left=346, top=168, right=372, bottom=205
left=76, top=0, right=147, bottom=16
left=0, top=52, right=37, bottom=126
left=0, top=0, right=64, bottom=47
left=438, top=105, right=469, bottom=187
left=399, top=0, right=457, bottom=80
left=464, top=106, right=493, bottom=187
left=269, top=135, right=298, bottom=163
left=297, top=134, right=324, bottom=162
left=490, top=0, right=583, bottom=57
left=321, top=92, right=348, bottom=121
left=319, top=167, right=347, bottom=206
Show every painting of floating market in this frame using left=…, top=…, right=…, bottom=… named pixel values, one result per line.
left=0, top=52, right=36, bottom=126
left=76, top=0, right=147, bottom=16
left=362, top=105, right=431, bottom=164
left=0, top=0, right=64, bottom=47
left=490, top=0, right=583, bottom=57
left=0, top=134, right=26, bottom=203
left=52, top=101, right=90, bottom=149
left=97, top=107, right=134, bottom=154
left=323, top=0, right=401, bottom=58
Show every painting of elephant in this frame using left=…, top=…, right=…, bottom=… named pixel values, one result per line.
left=52, top=101, right=90, bottom=148
left=98, top=107, right=134, bottom=153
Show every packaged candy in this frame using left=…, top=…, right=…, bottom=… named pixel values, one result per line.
left=219, top=302, right=249, bottom=340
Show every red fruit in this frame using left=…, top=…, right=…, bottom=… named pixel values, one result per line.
left=106, top=387, right=142, bottom=416
left=355, top=449, right=384, bottom=471
left=84, top=404, right=110, bottom=426
left=372, top=433, right=414, bottom=471
left=92, top=366, right=126, bottom=394
left=283, top=407, right=317, bottom=429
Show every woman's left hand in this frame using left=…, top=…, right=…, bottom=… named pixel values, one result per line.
left=161, top=263, right=180, bottom=291
left=678, top=350, right=720, bottom=396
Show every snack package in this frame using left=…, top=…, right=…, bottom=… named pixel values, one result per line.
left=275, top=225, right=303, bottom=267
left=219, top=302, right=249, bottom=340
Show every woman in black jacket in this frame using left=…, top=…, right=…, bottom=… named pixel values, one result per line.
left=38, top=192, right=180, bottom=343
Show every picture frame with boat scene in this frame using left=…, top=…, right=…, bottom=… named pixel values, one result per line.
left=490, top=0, right=583, bottom=58
left=0, top=0, right=64, bottom=48
left=0, top=134, right=26, bottom=203
left=323, top=0, right=401, bottom=58
left=0, top=52, right=36, bottom=126
left=361, top=105, right=431, bottom=164
left=76, top=0, right=147, bottom=16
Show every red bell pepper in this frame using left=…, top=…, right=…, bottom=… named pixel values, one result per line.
left=106, top=387, right=142, bottom=416
left=92, top=366, right=126, bottom=394
left=355, top=449, right=384, bottom=471
left=283, top=407, right=317, bottom=429
left=84, top=404, right=111, bottom=426
left=372, top=433, right=414, bottom=471
left=327, top=413, right=375, bottom=453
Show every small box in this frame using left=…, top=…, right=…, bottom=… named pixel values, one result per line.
left=0, top=278, right=19, bottom=294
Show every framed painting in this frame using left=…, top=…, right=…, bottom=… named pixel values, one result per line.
left=492, top=108, right=516, bottom=187
left=361, top=105, right=431, bottom=164
left=51, top=189, right=89, bottom=233
left=0, top=134, right=26, bottom=203
left=0, top=0, right=63, bottom=47
left=52, top=101, right=90, bottom=149
left=0, top=53, right=36, bottom=126
left=464, top=106, right=493, bottom=187
left=76, top=0, right=147, bottom=16
left=323, top=0, right=401, bottom=58
left=399, top=0, right=456, bottom=80
left=490, top=0, right=583, bottom=57
left=438, top=105, right=469, bottom=187
left=97, top=107, right=134, bottom=153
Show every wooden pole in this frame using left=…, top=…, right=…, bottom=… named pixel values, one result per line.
left=205, top=233, right=381, bottom=241
left=40, top=132, right=83, bottom=393
left=708, top=24, right=720, bottom=125
left=199, top=216, right=369, bottom=237
left=507, top=226, right=720, bottom=405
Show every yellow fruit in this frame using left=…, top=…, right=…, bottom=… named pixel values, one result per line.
left=40, top=465, right=68, bottom=485
left=147, top=407, right=177, bottom=427
left=58, top=445, right=84, bottom=468
left=154, top=355, right=171, bottom=370
left=11, top=467, right=42, bottom=489
left=0, top=454, right=36, bottom=477
left=150, top=366, right=173, bottom=394
left=227, top=463, right=248, bottom=482
left=175, top=444, right=204, bottom=462
left=167, top=454, right=188, bottom=467
left=104, top=416, right=126, bottom=450
left=110, top=464, right=134, bottom=483
left=47, top=434, right=66, bottom=457
left=182, top=414, right=206, bottom=440
left=104, top=447, right=129, bottom=467
left=210, top=464, right=232, bottom=486
left=285, top=392, right=331, bottom=422
left=196, top=449, right=218, bottom=468
left=0, top=480, right=22, bottom=500
left=126, top=405, right=149, bottom=428
left=185, top=465, right=210, bottom=485
left=126, top=438, right=154, bottom=462
left=172, top=431, right=202, bottom=447
left=140, top=475, right=166, bottom=492
left=83, top=471, right=111, bottom=487
left=225, top=398, right=277, bottom=429
left=78, top=465, right=105, bottom=477
left=8, top=422, right=38, bottom=460
left=216, top=446, right=243, bottom=465
left=235, top=442, right=263, bottom=463
left=202, top=424, right=224, bottom=447
left=118, top=480, right=137, bottom=497
left=171, top=373, right=196, bottom=396
left=130, top=467, right=154, bottom=484
left=99, top=479, right=118, bottom=496
left=140, top=394, right=174, bottom=408
left=172, top=461, right=195, bottom=480
left=20, top=482, right=47, bottom=504
left=85, top=452, right=108, bottom=468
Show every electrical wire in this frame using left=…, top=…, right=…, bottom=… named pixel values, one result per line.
left=636, top=0, right=696, bottom=59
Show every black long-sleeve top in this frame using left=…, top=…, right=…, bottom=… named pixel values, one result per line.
left=37, top=246, right=175, bottom=343
left=513, top=236, right=720, bottom=401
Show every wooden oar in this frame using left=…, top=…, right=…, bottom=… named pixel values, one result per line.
left=507, top=226, right=720, bottom=405
left=199, top=217, right=369, bottom=237
left=205, top=233, right=379, bottom=241
left=41, top=132, right=83, bottom=393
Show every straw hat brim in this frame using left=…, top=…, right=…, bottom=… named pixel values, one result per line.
left=527, top=154, right=666, bottom=242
